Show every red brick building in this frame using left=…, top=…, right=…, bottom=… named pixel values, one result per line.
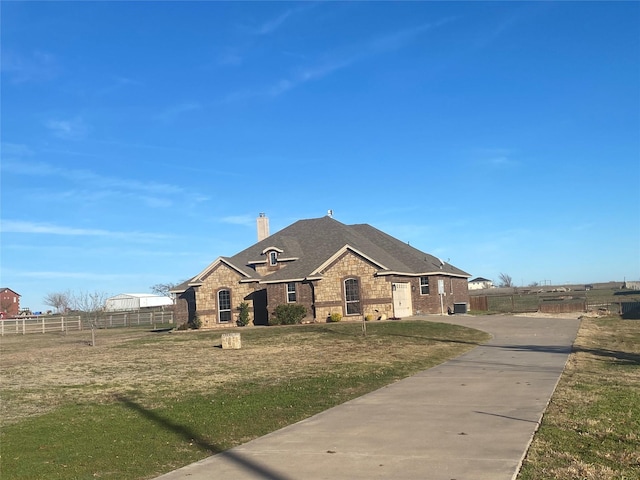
left=1, top=288, right=21, bottom=318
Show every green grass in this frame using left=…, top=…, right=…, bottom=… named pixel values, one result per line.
left=518, top=316, right=640, bottom=480
left=1, top=320, right=488, bottom=480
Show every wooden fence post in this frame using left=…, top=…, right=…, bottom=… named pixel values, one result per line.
left=22, top=318, right=26, bottom=335
left=42, top=317, right=45, bottom=333
left=61, top=316, right=65, bottom=332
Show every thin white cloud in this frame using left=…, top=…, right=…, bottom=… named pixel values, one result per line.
left=12, top=270, right=149, bottom=281
left=472, top=148, right=520, bottom=168
left=217, top=48, right=244, bottom=67
left=245, top=4, right=316, bottom=36
left=250, top=18, right=455, bottom=99
left=1, top=142, right=34, bottom=157
left=255, top=9, right=295, bottom=35
left=155, top=102, right=202, bottom=122
left=2, top=160, right=184, bottom=195
left=45, top=117, right=88, bottom=140
left=1, top=220, right=173, bottom=241
left=97, top=76, right=142, bottom=96
left=369, top=18, right=454, bottom=53
left=1, top=50, right=59, bottom=83
left=220, top=215, right=255, bottom=227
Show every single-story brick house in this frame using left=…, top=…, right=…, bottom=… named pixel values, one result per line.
left=171, top=215, right=470, bottom=328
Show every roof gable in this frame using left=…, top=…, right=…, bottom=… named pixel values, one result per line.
left=1, top=288, right=20, bottom=296
left=191, top=257, right=257, bottom=283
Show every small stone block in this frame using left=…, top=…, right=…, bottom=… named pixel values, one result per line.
left=221, top=333, right=241, bottom=349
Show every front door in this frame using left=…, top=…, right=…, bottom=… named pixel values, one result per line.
left=251, top=289, right=268, bottom=326
left=392, top=282, right=412, bottom=318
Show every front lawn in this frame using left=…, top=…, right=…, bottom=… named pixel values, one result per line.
left=1, top=320, right=488, bottom=479
left=518, top=316, right=640, bottom=480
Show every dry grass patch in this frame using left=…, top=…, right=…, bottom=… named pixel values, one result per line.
left=518, top=316, right=640, bottom=480
left=1, top=320, right=488, bottom=480
left=1, top=321, right=483, bottom=424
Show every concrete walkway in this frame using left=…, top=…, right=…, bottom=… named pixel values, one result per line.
left=154, top=315, right=580, bottom=480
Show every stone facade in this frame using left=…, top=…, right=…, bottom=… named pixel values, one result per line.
left=195, top=263, right=257, bottom=328
left=314, top=251, right=394, bottom=322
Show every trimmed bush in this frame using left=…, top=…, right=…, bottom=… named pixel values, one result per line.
left=328, top=312, right=342, bottom=323
left=237, top=302, right=251, bottom=327
left=271, top=304, right=306, bottom=325
left=188, top=314, right=202, bottom=330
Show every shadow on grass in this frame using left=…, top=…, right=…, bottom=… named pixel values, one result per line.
left=574, top=346, right=640, bottom=366
left=115, top=394, right=291, bottom=480
left=481, top=344, right=640, bottom=366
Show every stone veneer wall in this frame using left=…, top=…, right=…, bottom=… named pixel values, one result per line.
left=195, top=263, right=257, bottom=327
left=314, top=251, right=393, bottom=322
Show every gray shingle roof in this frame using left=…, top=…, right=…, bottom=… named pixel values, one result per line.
left=221, top=216, right=469, bottom=283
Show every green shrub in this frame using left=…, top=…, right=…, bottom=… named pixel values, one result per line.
left=365, top=314, right=373, bottom=322
left=271, top=304, right=306, bottom=325
left=188, top=314, right=202, bottom=330
left=237, top=302, right=251, bottom=327
left=328, top=312, right=342, bottom=323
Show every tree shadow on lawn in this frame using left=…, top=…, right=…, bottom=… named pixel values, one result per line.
left=115, top=394, right=291, bottom=480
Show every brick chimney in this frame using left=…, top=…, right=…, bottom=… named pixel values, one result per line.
left=257, top=213, right=269, bottom=242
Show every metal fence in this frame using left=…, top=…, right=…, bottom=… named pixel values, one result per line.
left=0, top=311, right=173, bottom=336
left=469, top=294, right=640, bottom=318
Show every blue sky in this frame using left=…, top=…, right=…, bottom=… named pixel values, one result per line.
left=2, top=1, right=639, bottom=313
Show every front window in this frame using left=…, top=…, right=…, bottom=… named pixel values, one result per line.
left=344, top=278, right=361, bottom=315
left=420, top=277, right=430, bottom=295
left=287, top=282, right=297, bottom=303
left=269, top=251, right=278, bottom=266
left=218, top=289, right=231, bottom=322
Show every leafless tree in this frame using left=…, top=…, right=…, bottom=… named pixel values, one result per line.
left=0, top=297, right=13, bottom=315
left=150, top=282, right=181, bottom=298
left=498, top=273, right=514, bottom=288
left=71, top=291, right=109, bottom=346
left=43, top=291, right=72, bottom=314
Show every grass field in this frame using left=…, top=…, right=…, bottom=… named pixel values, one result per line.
left=518, top=316, right=640, bottom=480
left=1, top=320, right=489, bottom=480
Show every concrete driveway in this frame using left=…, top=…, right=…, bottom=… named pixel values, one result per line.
left=154, top=315, right=580, bottom=480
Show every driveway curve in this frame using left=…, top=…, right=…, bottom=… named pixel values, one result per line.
left=155, top=315, right=580, bottom=480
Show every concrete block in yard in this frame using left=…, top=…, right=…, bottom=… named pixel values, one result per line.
left=221, top=333, right=241, bottom=349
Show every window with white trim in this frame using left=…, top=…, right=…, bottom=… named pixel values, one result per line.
left=344, top=278, right=361, bottom=315
left=287, top=282, right=297, bottom=303
left=269, top=251, right=278, bottom=266
left=218, top=289, right=231, bottom=322
left=420, top=277, right=430, bottom=295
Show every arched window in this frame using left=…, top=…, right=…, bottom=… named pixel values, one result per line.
left=218, top=289, right=231, bottom=323
left=344, top=278, right=361, bottom=315
left=269, top=251, right=278, bottom=266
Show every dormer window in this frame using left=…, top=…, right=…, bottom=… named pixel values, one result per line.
left=269, top=251, right=278, bottom=266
